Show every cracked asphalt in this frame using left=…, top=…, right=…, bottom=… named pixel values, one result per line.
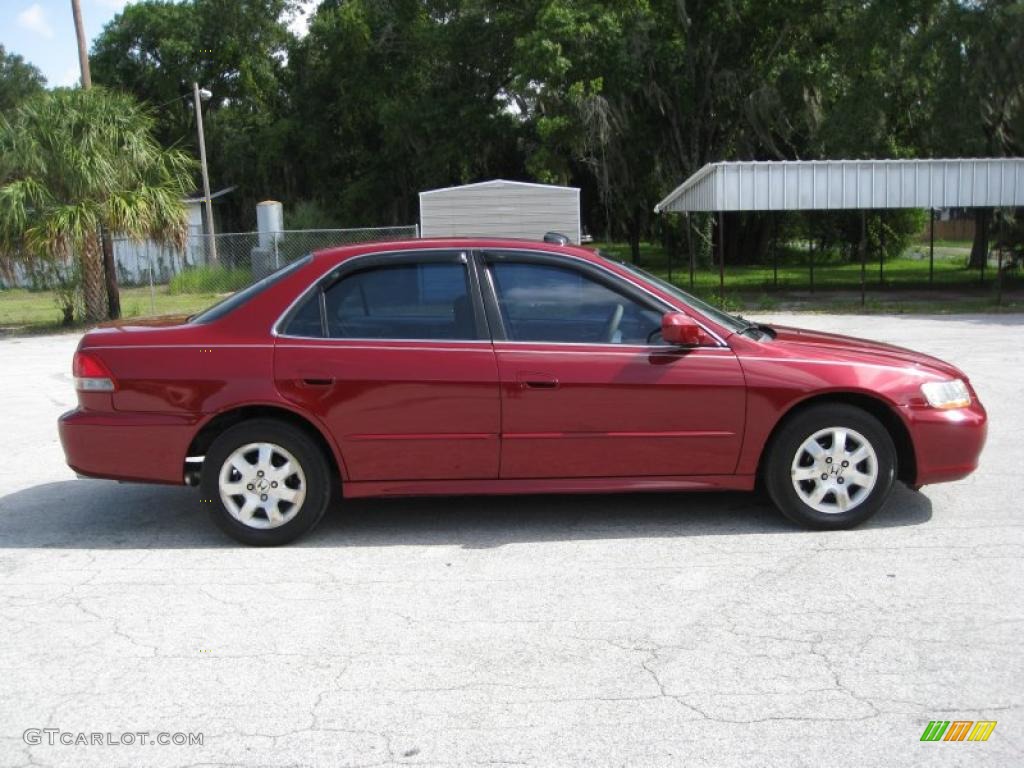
left=0, top=312, right=1021, bottom=767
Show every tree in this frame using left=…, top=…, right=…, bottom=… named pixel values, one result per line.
left=81, top=0, right=1020, bottom=261
left=287, top=0, right=534, bottom=225
left=0, top=45, right=46, bottom=114
left=91, top=0, right=297, bottom=229
left=511, top=1, right=660, bottom=260
left=917, top=0, right=1024, bottom=267
left=510, top=0, right=839, bottom=259
left=0, top=88, right=196, bottom=322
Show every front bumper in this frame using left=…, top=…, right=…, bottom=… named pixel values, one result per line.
left=58, top=408, right=201, bottom=484
left=904, top=400, right=987, bottom=486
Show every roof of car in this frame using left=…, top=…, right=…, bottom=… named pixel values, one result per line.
left=311, top=237, right=598, bottom=263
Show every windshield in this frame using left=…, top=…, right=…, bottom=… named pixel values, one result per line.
left=189, top=255, right=313, bottom=324
left=616, top=262, right=748, bottom=334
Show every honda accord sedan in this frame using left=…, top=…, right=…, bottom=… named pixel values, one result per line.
left=58, top=238, right=987, bottom=545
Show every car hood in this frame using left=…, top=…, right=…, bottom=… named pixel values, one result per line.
left=765, top=325, right=966, bottom=380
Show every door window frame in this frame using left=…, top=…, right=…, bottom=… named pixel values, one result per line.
left=476, top=249, right=727, bottom=348
left=274, top=249, right=491, bottom=342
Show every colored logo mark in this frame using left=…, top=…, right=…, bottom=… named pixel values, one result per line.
left=920, top=720, right=997, bottom=742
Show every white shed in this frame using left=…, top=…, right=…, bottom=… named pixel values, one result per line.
left=419, top=179, right=581, bottom=244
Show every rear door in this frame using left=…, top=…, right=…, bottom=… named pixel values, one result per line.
left=480, top=250, right=746, bottom=479
left=274, top=250, right=500, bottom=482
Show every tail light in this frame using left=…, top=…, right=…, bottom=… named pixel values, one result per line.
left=73, top=351, right=116, bottom=392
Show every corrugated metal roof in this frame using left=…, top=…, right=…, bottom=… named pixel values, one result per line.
left=419, top=179, right=581, bottom=243
left=420, top=179, right=580, bottom=196
left=654, top=159, right=1024, bottom=213
left=182, top=185, right=237, bottom=204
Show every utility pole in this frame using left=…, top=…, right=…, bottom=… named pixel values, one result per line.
left=71, top=0, right=91, bottom=88
left=73, top=1, right=123, bottom=318
left=193, top=82, right=219, bottom=265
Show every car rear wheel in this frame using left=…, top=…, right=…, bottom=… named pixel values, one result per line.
left=201, top=419, right=331, bottom=545
left=764, top=404, right=896, bottom=529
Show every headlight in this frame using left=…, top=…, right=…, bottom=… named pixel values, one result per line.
left=920, top=379, right=971, bottom=409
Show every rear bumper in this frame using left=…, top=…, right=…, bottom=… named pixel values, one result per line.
left=904, top=400, right=987, bottom=486
left=58, top=408, right=201, bottom=484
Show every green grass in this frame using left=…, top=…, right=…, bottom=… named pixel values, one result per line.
left=0, top=286, right=225, bottom=334
left=915, top=238, right=972, bottom=249
left=168, top=265, right=252, bottom=295
left=590, top=240, right=1019, bottom=293
left=0, top=288, right=73, bottom=329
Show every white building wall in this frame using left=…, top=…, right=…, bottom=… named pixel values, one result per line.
left=185, top=200, right=205, bottom=239
left=420, top=180, right=581, bottom=244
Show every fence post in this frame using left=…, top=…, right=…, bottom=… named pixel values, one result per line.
left=772, top=216, right=778, bottom=289
left=928, top=208, right=935, bottom=284
left=809, top=236, right=814, bottom=293
left=667, top=227, right=673, bottom=283
left=997, top=208, right=1004, bottom=307
left=148, top=247, right=156, bottom=315
left=879, top=222, right=885, bottom=287
left=860, top=211, right=867, bottom=307
left=686, top=213, right=695, bottom=290
left=981, top=208, right=988, bottom=285
left=717, top=210, right=725, bottom=306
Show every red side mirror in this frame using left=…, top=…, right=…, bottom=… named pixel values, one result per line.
left=661, top=313, right=703, bottom=346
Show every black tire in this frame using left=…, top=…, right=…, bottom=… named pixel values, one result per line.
left=200, top=418, right=332, bottom=546
left=764, top=404, right=896, bottom=530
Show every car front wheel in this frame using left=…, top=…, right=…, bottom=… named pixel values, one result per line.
left=201, top=418, right=331, bottom=545
left=764, top=404, right=896, bottom=529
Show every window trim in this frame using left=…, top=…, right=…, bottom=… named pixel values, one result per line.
left=274, top=249, right=489, bottom=342
left=273, top=246, right=729, bottom=348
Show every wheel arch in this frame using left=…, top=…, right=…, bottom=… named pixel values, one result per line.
left=757, top=391, right=917, bottom=486
left=185, top=403, right=347, bottom=484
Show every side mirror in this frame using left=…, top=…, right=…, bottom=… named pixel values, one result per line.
left=661, top=312, right=703, bottom=346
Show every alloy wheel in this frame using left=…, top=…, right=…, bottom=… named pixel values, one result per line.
left=217, top=442, right=307, bottom=529
left=790, top=427, right=878, bottom=514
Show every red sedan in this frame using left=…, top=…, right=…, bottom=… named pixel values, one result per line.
left=58, top=239, right=987, bottom=545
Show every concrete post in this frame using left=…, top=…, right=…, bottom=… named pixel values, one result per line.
left=256, top=201, right=284, bottom=270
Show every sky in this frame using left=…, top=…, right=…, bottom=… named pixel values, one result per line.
left=0, top=0, right=315, bottom=88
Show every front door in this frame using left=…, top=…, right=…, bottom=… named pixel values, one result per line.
left=481, top=252, right=746, bottom=479
left=274, top=251, right=500, bottom=482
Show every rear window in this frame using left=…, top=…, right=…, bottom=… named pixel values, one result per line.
left=189, top=255, right=312, bottom=324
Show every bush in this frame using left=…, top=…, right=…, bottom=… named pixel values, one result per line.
left=168, top=266, right=252, bottom=295
left=286, top=199, right=342, bottom=230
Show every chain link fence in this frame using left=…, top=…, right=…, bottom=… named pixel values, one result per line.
left=110, top=226, right=418, bottom=317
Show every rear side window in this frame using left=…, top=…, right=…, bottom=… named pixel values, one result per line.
left=287, top=261, right=479, bottom=340
left=190, top=255, right=312, bottom=324
left=282, top=290, right=324, bottom=337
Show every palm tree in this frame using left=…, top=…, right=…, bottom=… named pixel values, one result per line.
left=0, top=87, right=195, bottom=322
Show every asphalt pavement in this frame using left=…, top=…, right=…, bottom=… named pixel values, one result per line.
left=0, top=313, right=1021, bottom=767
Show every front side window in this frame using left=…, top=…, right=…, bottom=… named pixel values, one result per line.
left=616, top=261, right=746, bottom=335
left=319, top=261, right=477, bottom=340
left=489, top=261, right=662, bottom=344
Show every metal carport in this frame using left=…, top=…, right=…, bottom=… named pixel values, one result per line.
left=654, top=158, right=1024, bottom=304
